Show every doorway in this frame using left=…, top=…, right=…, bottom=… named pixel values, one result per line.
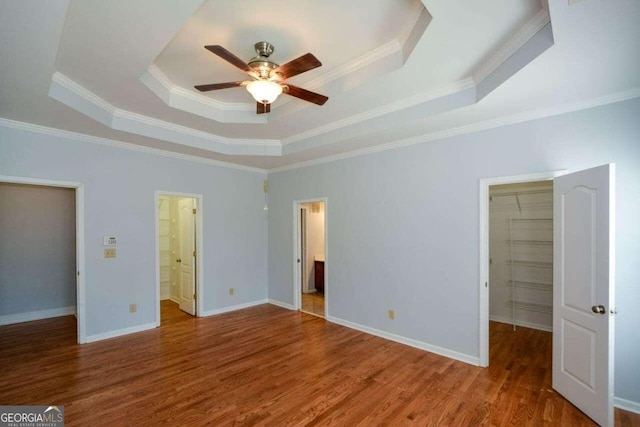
left=479, top=166, right=615, bottom=426
left=0, top=175, right=85, bottom=343
left=294, top=199, right=327, bottom=318
left=488, top=180, right=553, bottom=333
left=479, top=171, right=561, bottom=366
left=155, top=192, right=203, bottom=325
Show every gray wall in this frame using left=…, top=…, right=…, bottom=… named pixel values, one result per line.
left=0, top=127, right=268, bottom=339
left=0, top=183, right=76, bottom=315
left=268, top=98, right=640, bottom=404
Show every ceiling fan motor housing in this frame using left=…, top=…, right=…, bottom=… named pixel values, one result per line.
left=248, top=41, right=280, bottom=79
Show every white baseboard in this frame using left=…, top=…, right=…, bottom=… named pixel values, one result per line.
left=268, top=299, right=295, bottom=310
left=85, top=322, right=157, bottom=343
left=615, top=396, right=640, bottom=414
left=200, top=299, right=268, bottom=317
left=326, top=315, right=480, bottom=366
left=0, top=306, right=76, bottom=326
left=489, top=315, right=553, bottom=332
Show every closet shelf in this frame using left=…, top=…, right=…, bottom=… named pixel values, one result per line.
left=505, top=239, right=552, bottom=245
left=507, top=280, right=553, bottom=291
left=508, top=218, right=552, bottom=222
left=492, top=189, right=553, bottom=197
left=505, top=300, right=552, bottom=314
left=507, top=260, right=553, bottom=268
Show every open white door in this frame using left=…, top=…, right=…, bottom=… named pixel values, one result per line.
left=553, top=164, right=615, bottom=427
left=178, top=198, right=196, bottom=315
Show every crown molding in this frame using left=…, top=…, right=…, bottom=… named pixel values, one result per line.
left=141, top=65, right=264, bottom=124
left=141, top=3, right=431, bottom=122
left=281, top=78, right=476, bottom=146
left=297, top=40, right=402, bottom=94
left=473, top=9, right=551, bottom=84
left=0, top=117, right=267, bottom=174
left=49, top=72, right=281, bottom=156
left=269, top=87, right=640, bottom=174
left=6, top=86, right=638, bottom=175
left=142, top=40, right=406, bottom=121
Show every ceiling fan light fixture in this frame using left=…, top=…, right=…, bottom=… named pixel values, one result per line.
left=246, top=80, right=283, bottom=104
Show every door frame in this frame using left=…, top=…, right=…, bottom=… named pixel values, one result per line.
left=154, top=191, right=204, bottom=324
left=299, top=206, right=308, bottom=293
left=478, top=170, right=564, bottom=367
left=293, top=198, right=328, bottom=316
left=0, top=174, right=86, bottom=343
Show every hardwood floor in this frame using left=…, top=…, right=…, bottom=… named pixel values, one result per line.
left=1, top=302, right=638, bottom=426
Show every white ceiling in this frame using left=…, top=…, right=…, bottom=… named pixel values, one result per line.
left=1, top=0, right=639, bottom=171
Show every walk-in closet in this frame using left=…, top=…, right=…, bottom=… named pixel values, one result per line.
left=489, top=181, right=553, bottom=331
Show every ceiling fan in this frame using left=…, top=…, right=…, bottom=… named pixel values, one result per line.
left=195, top=42, right=329, bottom=114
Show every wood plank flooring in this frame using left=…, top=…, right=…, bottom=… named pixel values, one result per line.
left=1, top=301, right=638, bottom=426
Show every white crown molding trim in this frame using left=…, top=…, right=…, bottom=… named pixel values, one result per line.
left=0, top=118, right=267, bottom=174
left=326, top=314, right=480, bottom=366
left=85, top=322, right=157, bottom=343
left=143, top=40, right=405, bottom=120
left=200, top=299, right=268, bottom=317
left=0, top=306, right=76, bottom=326
left=49, top=72, right=281, bottom=156
left=142, top=65, right=264, bottom=124
left=51, top=72, right=117, bottom=115
left=281, top=78, right=476, bottom=146
left=473, top=9, right=551, bottom=84
left=147, top=64, right=248, bottom=112
left=296, top=40, right=402, bottom=94
left=143, top=4, right=430, bottom=122
left=614, top=397, right=640, bottom=415
left=269, top=86, right=640, bottom=173
left=397, top=0, right=431, bottom=49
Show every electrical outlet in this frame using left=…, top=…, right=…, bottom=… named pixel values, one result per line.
left=104, top=248, right=116, bottom=258
left=388, top=309, right=395, bottom=320
left=129, top=304, right=137, bottom=313
left=229, top=288, right=234, bottom=296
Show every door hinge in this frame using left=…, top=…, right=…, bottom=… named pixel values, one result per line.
left=193, top=293, right=197, bottom=300
left=193, top=208, right=197, bottom=214
left=193, top=250, right=196, bottom=257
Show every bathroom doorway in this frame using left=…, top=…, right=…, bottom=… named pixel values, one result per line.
left=294, top=199, right=327, bottom=318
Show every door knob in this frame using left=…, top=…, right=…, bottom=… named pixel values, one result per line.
left=591, top=305, right=606, bottom=314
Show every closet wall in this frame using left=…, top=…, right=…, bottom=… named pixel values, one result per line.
left=158, top=196, right=179, bottom=301
left=489, top=181, right=553, bottom=331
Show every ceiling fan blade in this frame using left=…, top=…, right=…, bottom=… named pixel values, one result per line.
left=205, top=45, right=256, bottom=77
left=194, top=81, right=245, bottom=92
left=256, top=102, right=271, bottom=114
left=284, top=84, right=328, bottom=106
left=273, top=53, right=321, bottom=79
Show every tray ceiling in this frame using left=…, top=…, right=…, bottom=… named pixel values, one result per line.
left=1, top=0, right=639, bottom=170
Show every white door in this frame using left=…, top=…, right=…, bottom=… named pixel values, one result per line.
left=178, top=198, right=196, bottom=315
left=553, top=164, right=615, bottom=427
